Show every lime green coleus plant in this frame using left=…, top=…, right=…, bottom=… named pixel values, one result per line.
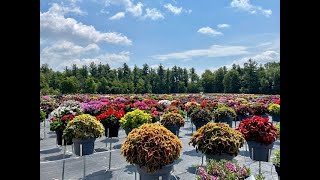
left=268, top=104, right=280, bottom=116
left=63, top=114, right=105, bottom=142
left=119, top=109, right=152, bottom=129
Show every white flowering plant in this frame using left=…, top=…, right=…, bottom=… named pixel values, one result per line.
left=158, top=100, right=171, bottom=108
left=49, top=100, right=82, bottom=131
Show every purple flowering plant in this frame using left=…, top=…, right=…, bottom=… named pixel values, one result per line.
left=196, top=160, right=251, bottom=180
left=81, top=100, right=108, bottom=116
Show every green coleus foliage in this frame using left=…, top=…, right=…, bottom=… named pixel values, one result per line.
left=40, top=108, right=46, bottom=122
left=189, top=122, right=245, bottom=156
left=213, top=106, right=237, bottom=120
left=63, top=114, right=105, bottom=141
left=119, top=109, right=152, bottom=129
left=268, top=103, right=280, bottom=116
left=121, top=123, right=182, bottom=173
left=160, top=112, right=185, bottom=127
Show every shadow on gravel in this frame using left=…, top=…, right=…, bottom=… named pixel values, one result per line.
left=85, top=170, right=114, bottom=180
left=239, top=150, right=250, bottom=157
left=43, top=154, right=73, bottom=161
left=113, top=144, right=122, bottom=150
left=40, top=148, right=61, bottom=154
left=123, top=164, right=136, bottom=174
left=100, top=138, right=119, bottom=144
left=186, top=165, right=199, bottom=174
left=183, top=149, right=202, bottom=157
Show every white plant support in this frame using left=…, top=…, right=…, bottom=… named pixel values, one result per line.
left=62, top=139, right=66, bottom=180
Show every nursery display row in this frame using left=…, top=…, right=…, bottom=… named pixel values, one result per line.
left=40, top=94, right=280, bottom=180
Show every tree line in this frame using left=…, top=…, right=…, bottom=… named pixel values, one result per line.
left=40, top=59, right=280, bottom=95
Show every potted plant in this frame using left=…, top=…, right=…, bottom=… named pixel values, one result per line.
left=95, top=108, right=125, bottom=137
left=235, top=104, right=253, bottom=121
left=268, top=104, right=280, bottom=122
left=63, top=114, right=104, bottom=156
left=236, top=116, right=278, bottom=162
left=213, top=106, right=237, bottom=128
left=190, top=107, right=212, bottom=130
left=250, top=103, right=268, bottom=118
left=276, top=123, right=280, bottom=140
left=164, top=105, right=186, bottom=118
left=160, top=112, right=185, bottom=136
left=272, top=150, right=280, bottom=177
left=49, top=100, right=82, bottom=145
left=121, top=123, right=182, bottom=180
left=196, top=160, right=252, bottom=180
left=119, top=109, right=152, bottom=135
left=189, top=122, right=245, bottom=162
left=40, top=108, right=46, bottom=122
left=80, top=100, right=108, bottom=116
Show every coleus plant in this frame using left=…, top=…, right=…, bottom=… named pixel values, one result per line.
left=189, top=122, right=244, bottom=156
left=236, top=116, right=278, bottom=145
left=160, top=112, right=185, bottom=127
left=121, top=123, right=182, bottom=173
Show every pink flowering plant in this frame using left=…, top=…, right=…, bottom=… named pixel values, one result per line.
left=81, top=100, right=108, bottom=116
left=196, top=160, right=251, bottom=180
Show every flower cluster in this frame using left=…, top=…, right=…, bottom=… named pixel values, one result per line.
left=96, top=108, right=125, bottom=125
left=158, top=100, right=172, bottom=108
left=196, top=160, right=251, bottom=180
left=164, top=105, right=186, bottom=118
left=81, top=100, right=108, bottom=116
left=49, top=100, right=82, bottom=131
left=236, top=116, right=278, bottom=145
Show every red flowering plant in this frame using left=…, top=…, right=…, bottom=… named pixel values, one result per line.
left=200, top=100, right=218, bottom=112
left=164, top=105, right=186, bottom=118
left=250, top=103, right=268, bottom=116
left=236, top=116, right=278, bottom=145
left=185, top=101, right=200, bottom=116
left=235, top=104, right=254, bottom=116
left=171, top=100, right=185, bottom=110
left=96, top=108, right=125, bottom=125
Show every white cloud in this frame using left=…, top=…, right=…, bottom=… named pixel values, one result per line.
left=40, top=40, right=100, bottom=68
left=230, top=0, right=272, bottom=17
left=225, top=50, right=280, bottom=69
left=144, top=8, right=164, bottom=20
left=109, top=12, right=125, bottom=20
left=127, top=2, right=143, bottom=16
left=40, top=3, right=132, bottom=45
left=47, top=3, right=86, bottom=16
left=105, top=0, right=143, bottom=17
left=217, top=24, right=230, bottom=29
left=197, top=27, right=223, bottom=36
left=164, top=3, right=182, bottom=15
left=40, top=40, right=130, bottom=71
left=152, top=45, right=249, bottom=61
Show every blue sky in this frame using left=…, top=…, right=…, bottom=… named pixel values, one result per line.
left=40, top=0, right=279, bottom=74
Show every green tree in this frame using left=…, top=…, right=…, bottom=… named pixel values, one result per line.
left=223, top=70, right=241, bottom=93
left=60, top=76, right=80, bottom=94
left=201, top=70, right=214, bottom=93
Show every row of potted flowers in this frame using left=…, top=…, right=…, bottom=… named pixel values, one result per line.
left=53, top=111, right=279, bottom=179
